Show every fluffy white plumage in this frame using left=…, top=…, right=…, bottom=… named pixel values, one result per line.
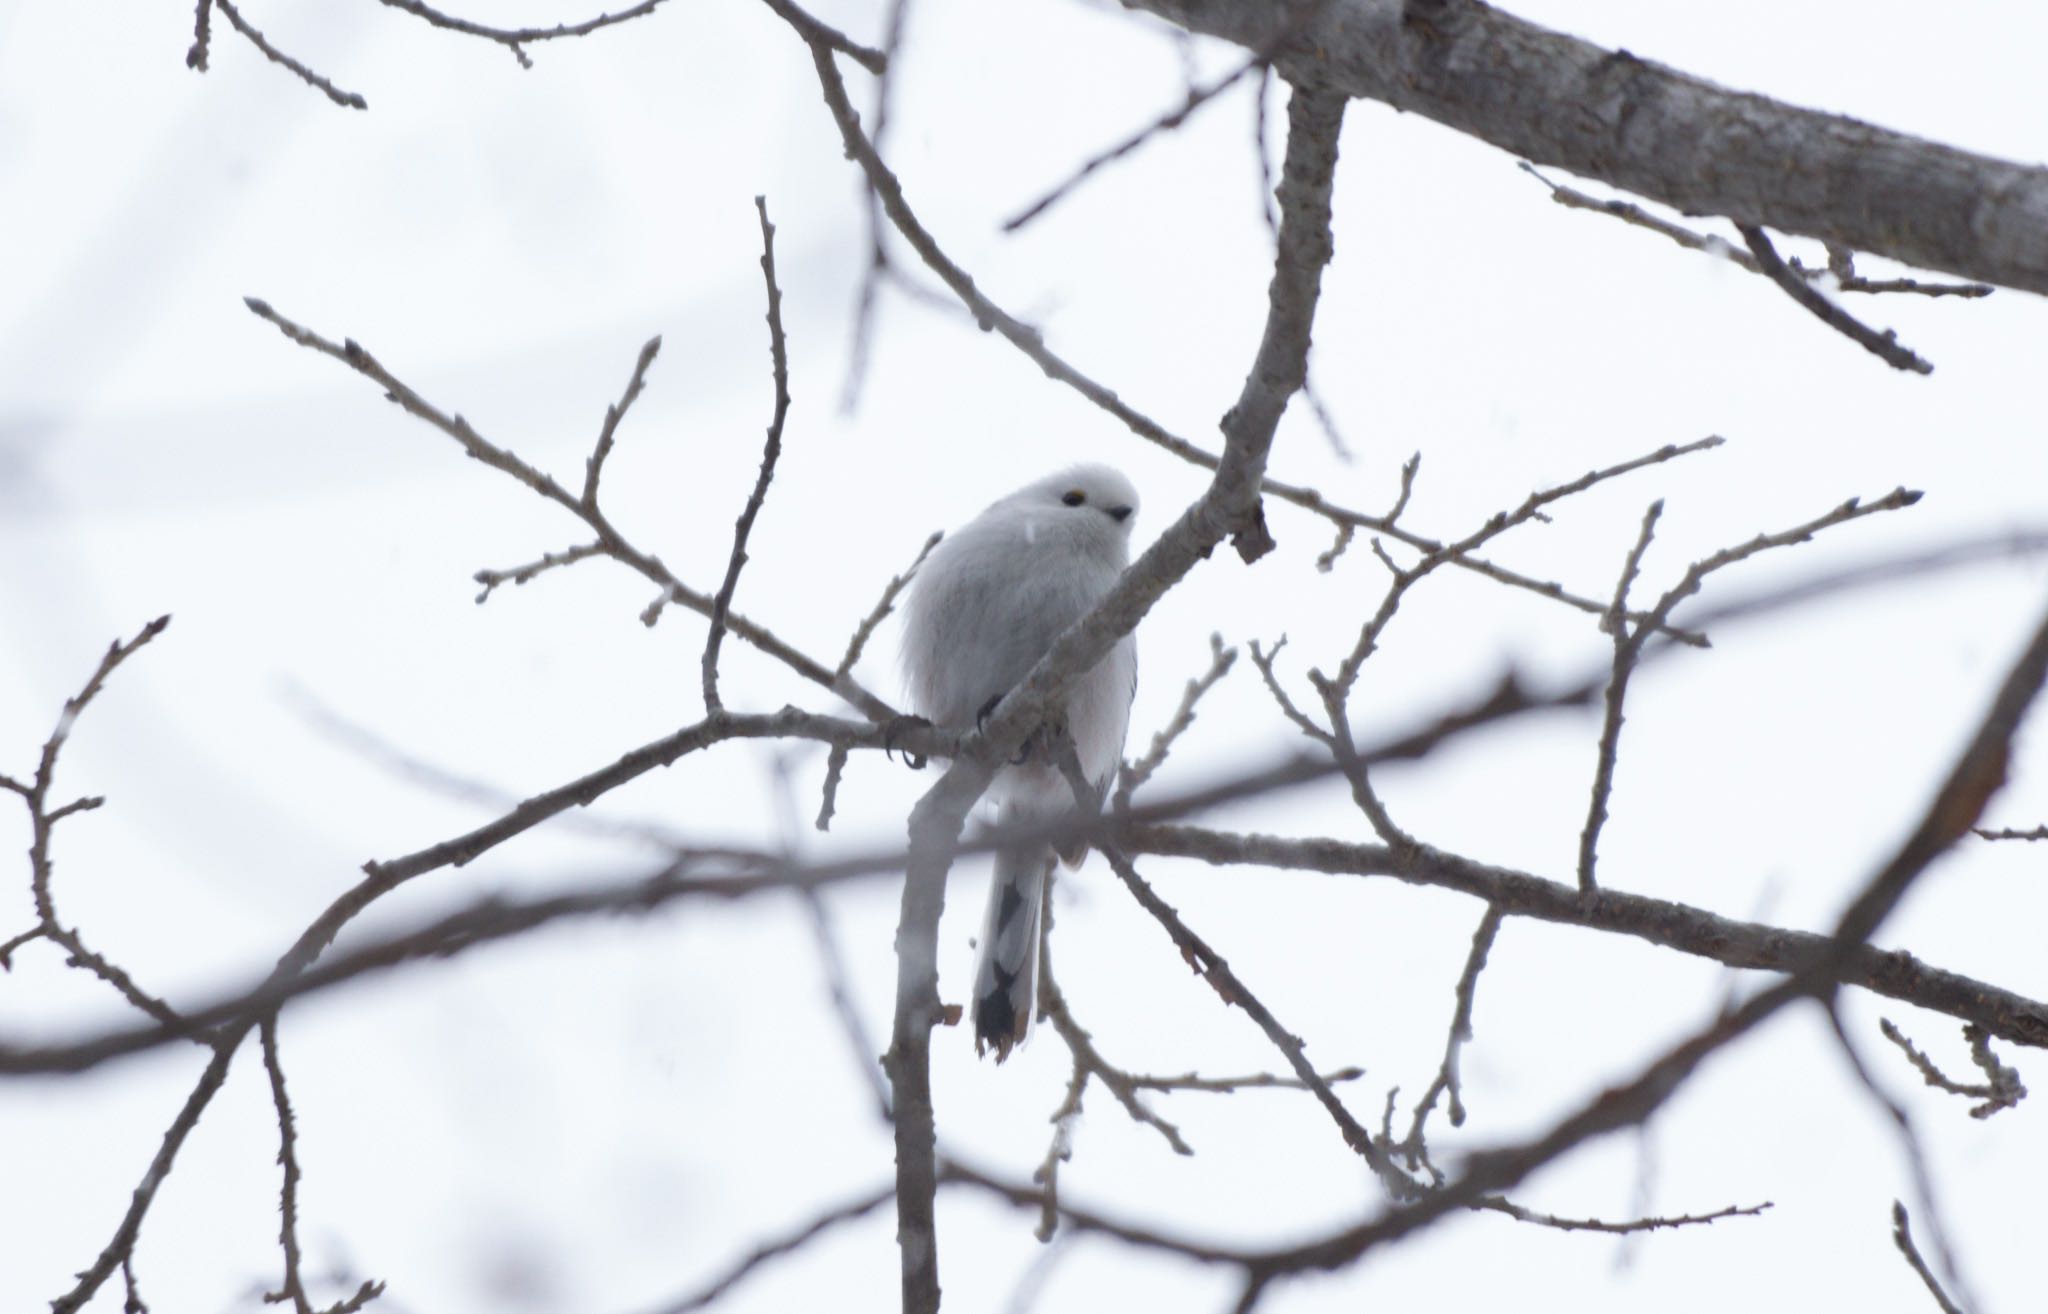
left=899, top=465, right=1140, bottom=1060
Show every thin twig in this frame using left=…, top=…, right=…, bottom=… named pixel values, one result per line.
left=835, top=531, right=941, bottom=683
left=1403, top=904, right=1504, bottom=1164
left=1099, top=844, right=1414, bottom=1196
left=646, top=1184, right=896, bottom=1314
left=1827, top=1008, right=1977, bottom=1314
left=1578, top=500, right=1663, bottom=891
left=1739, top=224, right=1934, bottom=374
left=212, top=0, right=367, bottom=109
left=185, top=0, right=213, bottom=69
left=1973, top=824, right=2048, bottom=842
left=803, top=39, right=1685, bottom=634
left=1892, top=1201, right=1967, bottom=1314
left=1002, top=46, right=1271, bottom=233
left=1477, top=1196, right=1771, bottom=1233
left=1878, top=1018, right=2026, bottom=1118
left=756, top=0, right=886, bottom=73
left=814, top=743, right=851, bottom=832
left=1125, top=1066, right=1366, bottom=1092
left=1801, top=245, right=1991, bottom=298
left=1582, top=489, right=1924, bottom=892
left=1246, top=637, right=1329, bottom=744
left=259, top=1017, right=314, bottom=1314
left=1520, top=164, right=1991, bottom=301
left=5, top=617, right=186, bottom=1027
left=1042, top=966, right=1193, bottom=1158
left=802, top=888, right=891, bottom=1122
left=1324, top=439, right=1722, bottom=701
left=51, top=1041, right=240, bottom=1314
left=370, top=0, right=677, bottom=70
left=584, top=336, right=662, bottom=507
left=243, top=298, right=893, bottom=720
left=702, top=197, right=792, bottom=714
left=472, top=541, right=605, bottom=604
left=1115, top=634, right=1238, bottom=805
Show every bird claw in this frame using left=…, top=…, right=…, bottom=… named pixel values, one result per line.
left=882, top=714, right=932, bottom=769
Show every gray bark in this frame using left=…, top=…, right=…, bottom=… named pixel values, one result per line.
left=1125, top=0, right=2048, bottom=295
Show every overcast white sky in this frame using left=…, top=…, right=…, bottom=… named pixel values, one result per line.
left=3, top=3, right=2047, bottom=1312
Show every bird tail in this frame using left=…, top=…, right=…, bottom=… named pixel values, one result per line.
left=971, top=842, right=1052, bottom=1062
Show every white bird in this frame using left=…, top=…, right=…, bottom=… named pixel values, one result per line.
left=899, top=465, right=1140, bottom=1061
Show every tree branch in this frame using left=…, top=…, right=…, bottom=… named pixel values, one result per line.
left=1127, top=0, right=2048, bottom=294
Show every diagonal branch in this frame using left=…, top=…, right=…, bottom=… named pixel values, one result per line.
left=803, top=32, right=1681, bottom=634
left=213, top=0, right=367, bottom=109
left=647, top=1185, right=897, bottom=1313
left=51, top=1041, right=240, bottom=1313
left=1126, top=0, right=2048, bottom=295
left=1128, top=825, right=2048, bottom=1052
left=1739, top=225, right=1933, bottom=374
left=242, top=298, right=893, bottom=720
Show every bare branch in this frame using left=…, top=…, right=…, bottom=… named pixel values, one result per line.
left=1127, top=0, right=2048, bottom=295
left=1578, top=500, right=1664, bottom=891
left=1892, top=1202, right=1968, bottom=1314
left=837, top=0, right=913, bottom=413
left=1100, top=844, right=1413, bottom=1195
left=371, top=0, right=676, bottom=69
left=259, top=1017, right=314, bottom=1314
left=703, top=197, right=793, bottom=714
left=1809, top=245, right=1991, bottom=298
left=813, top=742, right=851, bottom=833
left=1824, top=591, right=2048, bottom=962
left=836, top=531, right=941, bottom=683
left=242, top=298, right=894, bottom=720
left=185, top=0, right=213, bottom=69
left=755, top=0, right=886, bottom=74
left=1973, top=824, right=2048, bottom=842
left=213, top=0, right=367, bottom=109
left=1002, top=46, right=1270, bottom=234
left=1475, top=1195, right=1771, bottom=1234
left=1326, top=439, right=1723, bottom=702
left=1128, top=825, right=2048, bottom=1052
left=804, top=37, right=1664, bottom=629
left=1124, top=1066, right=1366, bottom=1093
left=1042, top=964, right=1194, bottom=1159
left=1115, top=634, right=1238, bottom=805
left=1522, top=164, right=1995, bottom=302
left=1827, top=1007, right=1976, bottom=1314
left=51, top=1041, right=239, bottom=1313
left=1404, top=904, right=1504, bottom=1163
left=802, top=888, right=891, bottom=1122
left=472, top=541, right=604, bottom=604
left=1246, top=637, right=1328, bottom=745
left=1739, top=225, right=1933, bottom=374
left=4, top=617, right=185, bottom=1027
left=1879, top=1019, right=2026, bottom=1119
left=583, top=335, right=662, bottom=507
left=1581, top=488, right=1922, bottom=891
left=646, top=1184, right=895, bottom=1314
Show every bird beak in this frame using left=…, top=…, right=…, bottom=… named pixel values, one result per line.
left=1106, top=505, right=1133, bottom=523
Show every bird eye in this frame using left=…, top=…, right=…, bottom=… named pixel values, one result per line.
left=1061, top=490, right=1085, bottom=507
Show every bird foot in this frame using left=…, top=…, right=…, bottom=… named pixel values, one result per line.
left=882, top=714, right=933, bottom=769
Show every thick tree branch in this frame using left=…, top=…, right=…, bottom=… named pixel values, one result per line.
left=1127, top=825, right=2048, bottom=1051
left=1128, top=0, right=2048, bottom=295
